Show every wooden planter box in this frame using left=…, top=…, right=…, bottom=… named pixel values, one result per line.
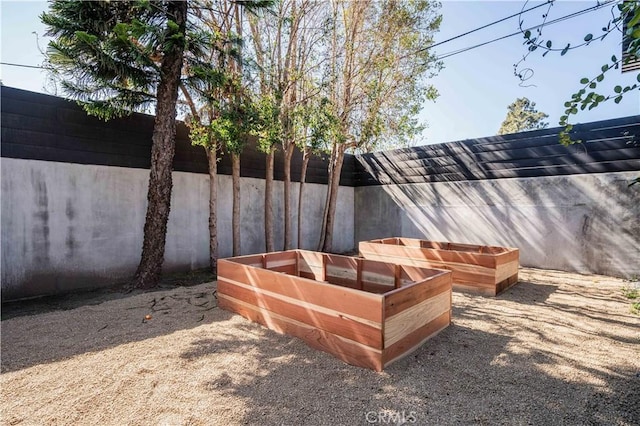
left=217, top=250, right=452, bottom=371
left=359, top=238, right=519, bottom=296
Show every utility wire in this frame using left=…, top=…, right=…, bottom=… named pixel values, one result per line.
left=1, top=1, right=618, bottom=70
left=421, top=0, right=554, bottom=53
left=1, top=62, right=44, bottom=69
left=435, top=0, right=617, bottom=61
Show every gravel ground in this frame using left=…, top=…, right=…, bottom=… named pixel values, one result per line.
left=1, top=268, right=639, bottom=425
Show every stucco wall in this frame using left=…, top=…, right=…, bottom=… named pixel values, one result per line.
left=355, top=172, right=640, bottom=278
left=1, top=158, right=354, bottom=300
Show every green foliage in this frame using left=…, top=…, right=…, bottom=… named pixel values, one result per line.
left=623, top=278, right=640, bottom=315
left=188, top=119, right=212, bottom=148
left=333, top=0, right=442, bottom=152
left=517, top=1, right=640, bottom=145
left=251, top=93, right=282, bottom=153
left=292, top=98, right=342, bottom=154
left=41, top=1, right=178, bottom=119
left=497, top=97, right=549, bottom=135
left=41, top=1, right=212, bottom=121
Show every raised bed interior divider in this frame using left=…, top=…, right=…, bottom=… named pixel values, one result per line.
left=359, top=238, right=519, bottom=296
left=217, top=250, right=453, bottom=371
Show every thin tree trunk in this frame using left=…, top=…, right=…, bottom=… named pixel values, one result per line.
left=179, top=84, right=219, bottom=275
left=297, top=146, right=310, bottom=249
left=283, top=143, right=295, bottom=250
left=265, top=147, right=275, bottom=252
left=317, top=143, right=336, bottom=251
left=321, top=143, right=345, bottom=253
left=207, top=147, right=218, bottom=274
left=135, top=1, right=187, bottom=289
left=232, top=152, right=241, bottom=256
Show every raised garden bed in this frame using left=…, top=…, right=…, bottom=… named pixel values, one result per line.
left=217, top=250, right=452, bottom=371
left=359, top=238, right=519, bottom=296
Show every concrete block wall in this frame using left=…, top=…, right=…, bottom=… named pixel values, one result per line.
left=1, top=158, right=354, bottom=300
left=355, top=171, right=640, bottom=278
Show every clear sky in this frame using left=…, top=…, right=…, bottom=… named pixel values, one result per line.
left=1, top=0, right=639, bottom=145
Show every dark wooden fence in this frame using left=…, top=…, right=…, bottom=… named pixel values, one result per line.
left=3, top=86, right=637, bottom=187
left=354, top=116, right=640, bottom=185
left=1, top=86, right=356, bottom=186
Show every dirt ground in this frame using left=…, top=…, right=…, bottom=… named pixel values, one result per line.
left=1, top=268, right=639, bottom=426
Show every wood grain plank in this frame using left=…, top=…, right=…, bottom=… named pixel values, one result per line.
left=267, top=265, right=297, bottom=275
left=453, top=283, right=496, bottom=296
left=495, top=249, right=520, bottom=266
left=218, top=259, right=384, bottom=323
left=495, top=259, right=519, bottom=283
left=495, top=272, right=519, bottom=295
left=218, top=294, right=383, bottom=371
left=218, top=279, right=383, bottom=348
left=384, top=291, right=451, bottom=347
left=361, top=282, right=395, bottom=294
left=264, top=251, right=297, bottom=268
left=382, top=311, right=450, bottom=367
left=361, top=251, right=495, bottom=286
left=384, top=272, right=452, bottom=317
left=360, top=242, right=499, bottom=269
left=222, top=254, right=264, bottom=267
left=297, top=251, right=324, bottom=281
left=325, top=255, right=358, bottom=284
left=400, top=265, right=443, bottom=282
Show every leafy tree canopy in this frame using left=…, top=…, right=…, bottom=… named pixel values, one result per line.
left=497, top=97, right=549, bottom=135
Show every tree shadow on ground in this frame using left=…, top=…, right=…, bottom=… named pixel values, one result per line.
left=1, top=268, right=216, bottom=321
left=178, top=318, right=639, bottom=425
left=1, top=279, right=225, bottom=373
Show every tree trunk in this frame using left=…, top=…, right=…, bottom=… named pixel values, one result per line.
left=321, top=143, right=345, bottom=253
left=283, top=143, right=295, bottom=250
left=232, top=152, right=241, bottom=256
left=297, top=146, right=310, bottom=249
left=134, top=1, right=187, bottom=289
left=265, top=147, right=275, bottom=252
left=207, top=147, right=218, bottom=274
left=317, top=143, right=336, bottom=251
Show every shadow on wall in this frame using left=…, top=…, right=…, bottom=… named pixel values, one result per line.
left=356, top=171, right=640, bottom=278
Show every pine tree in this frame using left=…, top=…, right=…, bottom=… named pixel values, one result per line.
left=42, top=0, right=189, bottom=288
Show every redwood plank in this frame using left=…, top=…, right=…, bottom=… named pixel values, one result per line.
left=382, top=311, right=450, bottom=367
left=218, top=279, right=383, bottom=348
left=384, top=291, right=451, bottom=347
left=360, top=242, right=498, bottom=269
left=218, top=259, right=384, bottom=323
left=453, top=283, right=497, bottom=296
left=495, top=272, right=519, bottom=294
left=495, top=249, right=520, bottom=266
left=361, top=282, right=395, bottom=294
left=266, top=265, right=297, bottom=275
left=384, top=272, right=452, bottom=317
left=264, top=251, right=297, bottom=268
left=325, top=275, right=359, bottom=289
left=400, top=265, right=443, bottom=282
left=218, top=294, right=383, bottom=371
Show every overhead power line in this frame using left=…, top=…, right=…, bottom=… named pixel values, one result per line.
left=1, top=1, right=618, bottom=71
left=435, top=0, right=617, bottom=61
left=422, top=0, right=554, bottom=53
left=1, top=62, right=44, bottom=69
